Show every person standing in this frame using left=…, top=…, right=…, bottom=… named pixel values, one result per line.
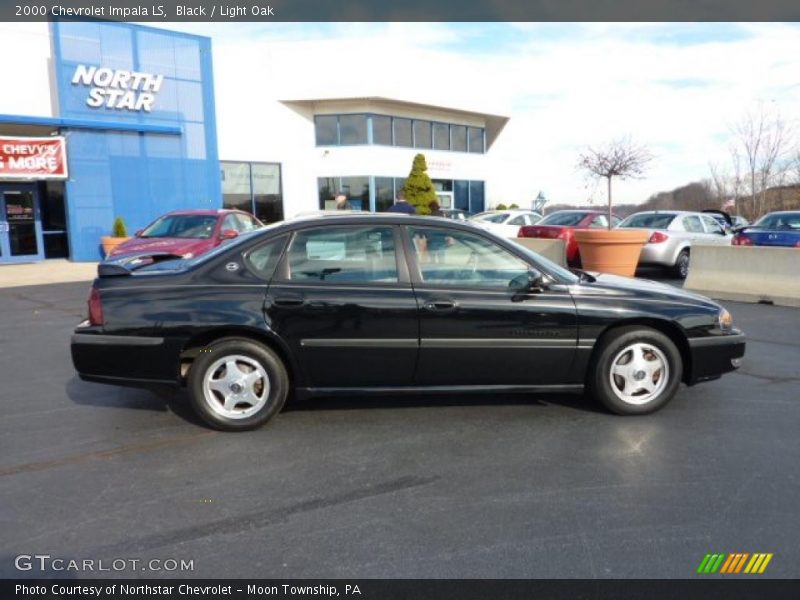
left=387, top=191, right=416, bottom=214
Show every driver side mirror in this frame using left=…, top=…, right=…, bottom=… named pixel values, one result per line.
left=220, top=229, right=239, bottom=240
left=510, top=269, right=548, bottom=297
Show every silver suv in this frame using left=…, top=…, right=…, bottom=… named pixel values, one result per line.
left=617, top=211, right=732, bottom=278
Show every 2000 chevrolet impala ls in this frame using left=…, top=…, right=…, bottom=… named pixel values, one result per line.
left=71, top=213, right=745, bottom=431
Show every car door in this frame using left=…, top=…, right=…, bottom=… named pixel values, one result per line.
left=265, top=224, right=418, bottom=388
left=405, top=224, right=578, bottom=386
left=700, top=215, right=731, bottom=245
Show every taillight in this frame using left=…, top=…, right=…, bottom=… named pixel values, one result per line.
left=88, top=287, right=104, bottom=326
left=732, top=235, right=753, bottom=246
left=648, top=231, right=669, bottom=243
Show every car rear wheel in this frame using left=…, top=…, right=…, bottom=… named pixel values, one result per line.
left=671, top=249, right=690, bottom=279
left=188, top=338, right=288, bottom=431
left=588, top=326, right=683, bottom=415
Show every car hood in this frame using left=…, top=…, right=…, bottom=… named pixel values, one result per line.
left=573, top=272, right=719, bottom=308
left=109, top=237, right=214, bottom=258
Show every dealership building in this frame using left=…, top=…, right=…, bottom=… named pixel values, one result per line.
left=0, top=21, right=508, bottom=263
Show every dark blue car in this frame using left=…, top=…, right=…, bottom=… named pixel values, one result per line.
left=732, top=211, right=800, bottom=247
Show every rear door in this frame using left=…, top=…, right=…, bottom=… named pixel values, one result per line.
left=265, top=224, right=419, bottom=388
left=405, top=224, right=578, bottom=386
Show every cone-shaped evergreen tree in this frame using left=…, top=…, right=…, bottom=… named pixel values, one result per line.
left=402, top=153, right=437, bottom=215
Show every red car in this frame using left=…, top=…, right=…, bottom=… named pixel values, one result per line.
left=518, top=210, right=622, bottom=267
left=108, top=209, right=264, bottom=259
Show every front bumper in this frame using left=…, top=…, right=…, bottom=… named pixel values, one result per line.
left=686, top=332, right=746, bottom=384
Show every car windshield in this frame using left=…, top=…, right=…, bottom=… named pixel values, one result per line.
left=540, top=212, right=588, bottom=226
left=140, top=214, right=219, bottom=239
left=619, top=213, right=676, bottom=229
left=753, top=212, right=800, bottom=230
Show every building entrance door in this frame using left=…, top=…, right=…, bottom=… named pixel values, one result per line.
left=0, top=184, right=44, bottom=263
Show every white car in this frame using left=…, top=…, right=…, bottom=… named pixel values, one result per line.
left=469, top=209, right=543, bottom=237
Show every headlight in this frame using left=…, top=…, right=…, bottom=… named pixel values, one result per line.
left=718, top=308, right=734, bottom=331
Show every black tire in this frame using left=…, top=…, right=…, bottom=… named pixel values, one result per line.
left=587, top=326, right=683, bottom=415
left=671, top=249, right=690, bottom=279
left=188, top=338, right=289, bottom=431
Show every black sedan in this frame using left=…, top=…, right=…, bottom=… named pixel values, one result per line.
left=71, top=213, right=745, bottom=431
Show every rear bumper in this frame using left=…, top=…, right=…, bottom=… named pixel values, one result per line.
left=639, top=243, right=678, bottom=267
left=71, top=331, right=182, bottom=386
left=686, top=332, right=746, bottom=384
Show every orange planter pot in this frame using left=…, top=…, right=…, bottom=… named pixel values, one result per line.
left=573, top=229, right=649, bottom=277
left=100, top=236, right=131, bottom=258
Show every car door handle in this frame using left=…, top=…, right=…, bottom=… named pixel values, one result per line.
left=423, top=300, right=458, bottom=312
left=271, top=295, right=306, bottom=308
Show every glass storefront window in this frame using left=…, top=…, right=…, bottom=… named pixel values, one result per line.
left=393, top=118, right=413, bottom=147
left=375, top=177, right=394, bottom=212
left=454, top=180, right=469, bottom=211
left=372, top=115, right=392, bottom=145
left=433, top=123, right=450, bottom=150
left=413, top=120, right=432, bottom=149
left=252, top=163, right=284, bottom=223
left=468, top=127, right=485, bottom=153
left=318, top=177, right=370, bottom=211
left=339, top=114, right=368, bottom=145
left=451, top=125, right=467, bottom=152
left=469, top=180, right=485, bottom=213
left=315, top=115, right=338, bottom=145
left=222, top=161, right=284, bottom=223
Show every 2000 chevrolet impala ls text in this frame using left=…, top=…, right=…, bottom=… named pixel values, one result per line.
left=71, top=214, right=745, bottom=431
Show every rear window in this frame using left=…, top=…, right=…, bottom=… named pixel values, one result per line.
left=141, top=214, right=219, bottom=239
left=754, top=212, right=800, bottom=230
left=540, top=212, right=588, bottom=226
left=471, top=212, right=509, bottom=224
left=620, top=213, right=676, bottom=229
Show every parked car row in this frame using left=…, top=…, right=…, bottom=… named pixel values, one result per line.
left=515, top=208, right=799, bottom=278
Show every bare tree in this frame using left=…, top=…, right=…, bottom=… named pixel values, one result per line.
left=708, top=162, right=730, bottom=204
left=577, top=137, right=654, bottom=229
left=731, top=103, right=791, bottom=218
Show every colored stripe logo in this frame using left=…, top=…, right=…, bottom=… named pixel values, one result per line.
left=697, top=553, right=773, bottom=574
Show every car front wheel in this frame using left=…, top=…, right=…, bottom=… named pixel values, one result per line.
left=188, top=338, right=289, bottom=431
left=588, top=326, right=683, bottom=415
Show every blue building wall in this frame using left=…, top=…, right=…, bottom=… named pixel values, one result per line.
left=51, top=22, right=222, bottom=261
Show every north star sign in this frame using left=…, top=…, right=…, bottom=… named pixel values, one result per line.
left=71, top=64, right=164, bottom=112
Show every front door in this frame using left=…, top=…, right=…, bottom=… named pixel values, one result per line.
left=405, top=225, right=578, bottom=386
left=0, top=184, right=44, bottom=263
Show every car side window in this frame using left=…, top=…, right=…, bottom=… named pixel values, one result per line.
left=243, top=236, right=287, bottom=280
left=409, top=227, right=530, bottom=289
left=590, top=215, right=609, bottom=228
left=682, top=216, right=704, bottom=233
left=236, top=214, right=259, bottom=232
left=508, top=215, right=526, bottom=226
left=611, top=216, right=622, bottom=227
left=284, top=226, right=398, bottom=284
left=701, top=215, right=725, bottom=234
left=222, top=214, right=240, bottom=233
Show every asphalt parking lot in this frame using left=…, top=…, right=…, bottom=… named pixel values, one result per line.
left=1, top=278, right=798, bottom=579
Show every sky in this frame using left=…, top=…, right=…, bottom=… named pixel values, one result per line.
left=162, top=22, right=800, bottom=207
